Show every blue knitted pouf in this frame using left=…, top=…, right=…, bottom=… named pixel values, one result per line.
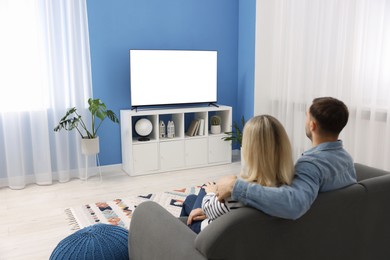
left=50, top=224, right=129, bottom=260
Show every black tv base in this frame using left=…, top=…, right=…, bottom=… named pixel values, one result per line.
left=208, top=102, right=219, bottom=108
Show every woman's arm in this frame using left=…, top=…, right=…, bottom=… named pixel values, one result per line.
left=232, top=161, right=321, bottom=219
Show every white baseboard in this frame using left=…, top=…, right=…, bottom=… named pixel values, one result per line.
left=232, top=149, right=241, bottom=163
left=232, top=149, right=240, bottom=156
left=98, top=163, right=123, bottom=173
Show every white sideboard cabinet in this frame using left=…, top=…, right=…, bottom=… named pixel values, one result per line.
left=120, top=105, right=232, bottom=176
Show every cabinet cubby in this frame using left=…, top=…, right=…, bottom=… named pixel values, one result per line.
left=208, top=110, right=231, bottom=134
left=158, top=113, right=184, bottom=140
left=120, top=105, right=232, bottom=176
left=131, top=114, right=158, bottom=143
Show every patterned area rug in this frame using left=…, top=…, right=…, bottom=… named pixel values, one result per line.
left=65, top=186, right=200, bottom=231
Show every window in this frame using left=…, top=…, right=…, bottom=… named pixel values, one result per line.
left=0, top=0, right=49, bottom=112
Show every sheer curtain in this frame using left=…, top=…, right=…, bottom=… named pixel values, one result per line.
left=0, top=0, right=93, bottom=189
left=254, top=0, right=390, bottom=170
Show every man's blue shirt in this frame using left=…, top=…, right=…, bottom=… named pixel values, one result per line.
left=232, top=140, right=357, bottom=219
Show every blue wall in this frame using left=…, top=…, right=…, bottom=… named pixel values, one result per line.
left=86, top=0, right=255, bottom=165
left=238, top=0, right=256, bottom=121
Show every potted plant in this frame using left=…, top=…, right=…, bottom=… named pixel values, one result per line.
left=222, top=115, right=245, bottom=147
left=210, top=115, right=222, bottom=134
left=223, top=115, right=246, bottom=166
left=54, top=98, right=119, bottom=155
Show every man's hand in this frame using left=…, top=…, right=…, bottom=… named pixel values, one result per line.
left=216, top=175, right=237, bottom=202
left=187, top=208, right=206, bottom=225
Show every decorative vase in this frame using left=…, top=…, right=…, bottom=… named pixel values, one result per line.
left=159, top=120, right=166, bottom=138
left=81, top=137, right=100, bottom=155
left=210, top=125, right=221, bottom=134
left=167, top=120, right=175, bottom=138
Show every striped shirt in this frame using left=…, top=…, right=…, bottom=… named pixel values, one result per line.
left=200, top=192, right=243, bottom=230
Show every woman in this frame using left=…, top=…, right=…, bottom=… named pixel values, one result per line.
left=180, top=115, right=295, bottom=233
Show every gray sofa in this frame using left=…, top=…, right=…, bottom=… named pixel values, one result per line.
left=129, top=163, right=390, bottom=260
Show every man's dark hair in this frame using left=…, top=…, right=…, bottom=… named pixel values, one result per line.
left=309, top=97, right=349, bottom=136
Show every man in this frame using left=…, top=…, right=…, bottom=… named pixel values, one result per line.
left=213, top=97, right=357, bottom=219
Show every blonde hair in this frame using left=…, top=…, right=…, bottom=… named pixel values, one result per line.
left=240, top=115, right=294, bottom=187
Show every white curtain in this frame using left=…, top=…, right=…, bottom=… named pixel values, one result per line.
left=254, top=0, right=390, bottom=170
left=0, top=0, right=93, bottom=189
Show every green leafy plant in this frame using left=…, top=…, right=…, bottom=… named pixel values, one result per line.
left=222, top=115, right=245, bottom=147
left=54, top=98, right=119, bottom=139
left=210, top=115, right=221, bottom=125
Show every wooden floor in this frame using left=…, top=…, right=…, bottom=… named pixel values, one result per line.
left=0, top=161, right=241, bottom=260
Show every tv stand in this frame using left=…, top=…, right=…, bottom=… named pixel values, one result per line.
left=120, top=105, right=232, bottom=176
left=208, top=102, right=219, bottom=108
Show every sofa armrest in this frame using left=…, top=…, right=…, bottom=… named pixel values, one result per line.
left=129, top=201, right=206, bottom=260
left=195, top=207, right=285, bottom=260
left=355, top=163, right=390, bottom=181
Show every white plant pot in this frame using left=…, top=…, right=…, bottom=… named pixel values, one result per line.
left=210, top=125, right=221, bottom=134
left=81, top=137, right=100, bottom=155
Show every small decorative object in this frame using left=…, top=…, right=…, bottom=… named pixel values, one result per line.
left=210, top=115, right=222, bottom=134
left=167, top=120, right=175, bottom=138
left=135, top=118, right=153, bottom=141
left=50, top=224, right=129, bottom=260
left=159, top=120, right=166, bottom=138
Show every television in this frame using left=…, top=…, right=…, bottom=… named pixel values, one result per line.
left=129, top=50, right=217, bottom=108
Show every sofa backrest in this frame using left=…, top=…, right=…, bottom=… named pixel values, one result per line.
left=355, top=162, right=390, bottom=181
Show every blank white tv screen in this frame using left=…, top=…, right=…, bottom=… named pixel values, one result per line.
left=130, top=50, right=217, bottom=107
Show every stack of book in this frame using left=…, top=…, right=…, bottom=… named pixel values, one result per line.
left=186, top=119, right=205, bottom=136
